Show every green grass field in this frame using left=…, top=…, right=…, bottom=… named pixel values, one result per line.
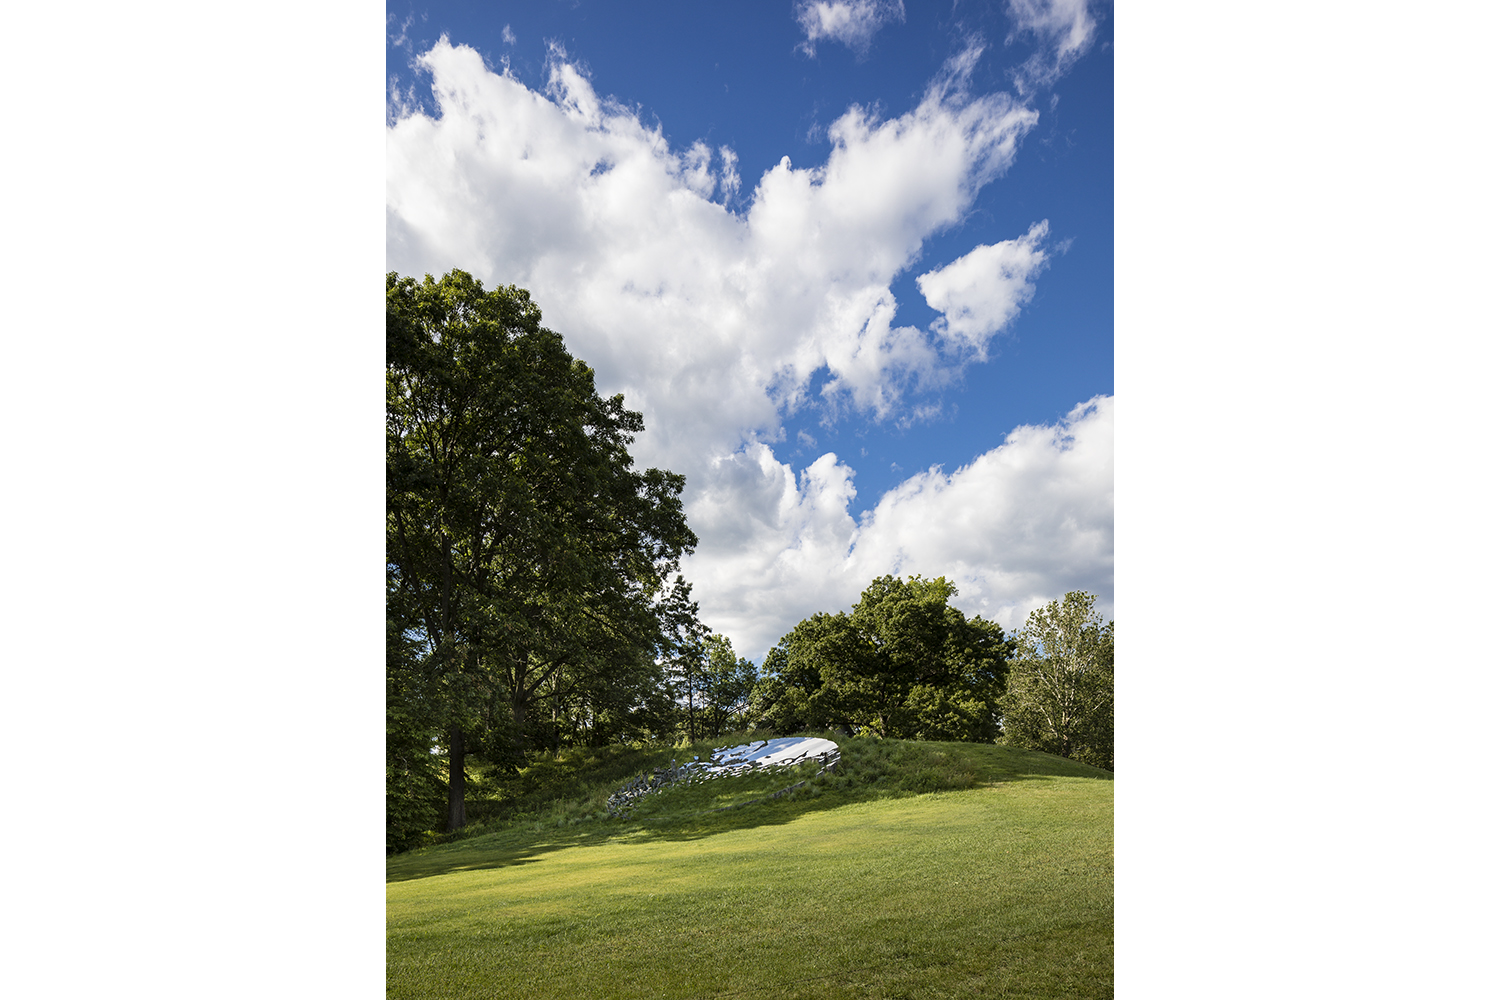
left=388, top=736, right=1112, bottom=999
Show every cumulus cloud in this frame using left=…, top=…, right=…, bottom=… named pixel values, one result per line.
left=1006, top=0, right=1098, bottom=91
left=683, top=396, right=1114, bottom=657
left=386, top=38, right=1109, bottom=656
left=917, top=220, right=1050, bottom=356
left=388, top=38, right=1035, bottom=472
left=795, top=0, right=905, bottom=58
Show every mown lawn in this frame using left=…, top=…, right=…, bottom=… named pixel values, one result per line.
left=388, top=740, right=1112, bottom=999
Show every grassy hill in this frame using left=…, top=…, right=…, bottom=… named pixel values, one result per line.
left=388, top=733, right=1113, bottom=999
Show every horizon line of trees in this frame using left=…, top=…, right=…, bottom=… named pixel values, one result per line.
left=745, top=579, right=1114, bottom=772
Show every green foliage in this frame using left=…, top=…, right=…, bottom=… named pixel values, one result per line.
left=385, top=713, right=445, bottom=854
left=700, top=635, right=758, bottom=737
left=387, top=596, right=447, bottom=854
left=999, top=591, right=1114, bottom=771
left=895, top=683, right=994, bottom=742
left=747, top=645, right=811, bottom=733
left=386, top=269, right=702, bottom=834
left=672, top=633, right=758, bottom=741
left=752, top=575, right=1013, bottom=741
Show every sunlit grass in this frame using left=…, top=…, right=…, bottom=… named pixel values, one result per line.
left=389, top=737, right=1111, bottom=999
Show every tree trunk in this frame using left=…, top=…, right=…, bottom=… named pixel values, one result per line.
left=508, top=696, right=530, bottom=768
left=447, top=726, right=466, bottom=832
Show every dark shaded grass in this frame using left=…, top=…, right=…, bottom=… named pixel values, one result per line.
left=391, top=732, right=1110, bottom=882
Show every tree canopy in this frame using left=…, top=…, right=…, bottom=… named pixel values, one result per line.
left=997, top=591, right=1113, bottom=771
left=386, top=270, right=700, bottom=842
left=753, top=575, right=1012, bottom=742
left=684, top=634, right=758, bottom=741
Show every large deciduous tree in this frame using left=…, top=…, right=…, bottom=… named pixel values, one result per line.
left=754, top=575, right=1012, bottom=741
left=997, top=591, right=1113, bottom=771
left=386, top=270, right=699, bottom=832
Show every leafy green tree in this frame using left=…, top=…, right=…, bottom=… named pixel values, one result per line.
left=755, top=575, right=1012, bottom=740
left=523, top=643, right=680, bottom=749
left=387, top=270, right=699, bottom=831
left=694, top=635, right=758, bottom=739
left=386, top=588, right=446, bottom=854
left=997, top=591, right=1113, bottom=770
left=664, top=617, right=711, bottom=743
left=747, top=645, right=810, bottom=734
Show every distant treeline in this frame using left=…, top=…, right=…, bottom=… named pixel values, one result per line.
left=751, top=578, right=1113, bottom=772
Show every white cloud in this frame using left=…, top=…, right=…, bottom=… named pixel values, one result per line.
left=386, top=38, right=1110, bottom=657
left=795, top=0, right=905, bottom=58
left=683, top=396, right=1114, bottom=657
left=1006, top=0, right=1098, bottom=90
left=917, top=220, right=1050, bottom=356
left=388, top=13, right=414, bottom=53
left=387, top=38, right=1035, bottom=472
left=717, top=145, right=741, bottom=201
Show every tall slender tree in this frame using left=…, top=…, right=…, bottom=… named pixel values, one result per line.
left=997, top=592, right=1113, bottom=770
left=700, top=635, right=758, bottom=739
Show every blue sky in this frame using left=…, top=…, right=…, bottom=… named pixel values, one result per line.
left=386, top=0, right=1114, bottom=658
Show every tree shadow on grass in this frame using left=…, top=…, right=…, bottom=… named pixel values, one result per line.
left=621, top=770, right=1105, bottom=846
left=388, top=764, right=1109, bottom=884
left=386, top=825, right=627, bottom=883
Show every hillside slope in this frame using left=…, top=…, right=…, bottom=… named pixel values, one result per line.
left=388, top=736, right=1112, bottom=999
